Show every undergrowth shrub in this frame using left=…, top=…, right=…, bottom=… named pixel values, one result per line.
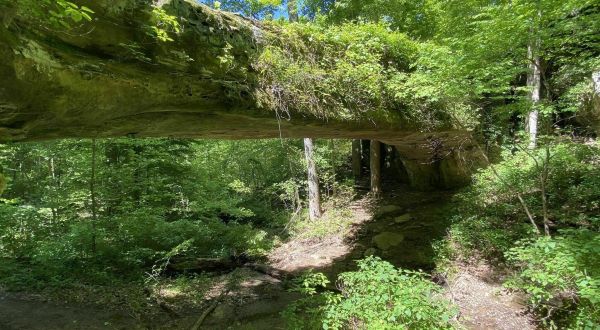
left=284, top=257, right=457, bottom=329
left=442, top=141, right=600, bottom=262
left=438, top=140, right=600, bottom=328
left=0, top=207, right=273, bottom=289
left=506, top=230, right=600, bottom=329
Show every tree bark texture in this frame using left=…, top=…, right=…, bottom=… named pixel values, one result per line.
left=352, top=139, right=362, bottom=179
left=527, top=15, right=542, bottom=149
left=287, top=0, right=299, bottom=22
left=90, top=138, right=98, bottom=254
left=304, top=138, right=322, bottom=220
left=370, top=140, right=382, bottom=195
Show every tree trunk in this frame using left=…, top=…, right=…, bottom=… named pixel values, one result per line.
left=370, top=140, right=381, bottom=195
left=526, top=13, right=542, bottom=149
left=287, top=0, right=298, bottom=22
left=304, top=138, right=321, bottom=220
left=352, top=139, right=361, bottom=180
left=90, top=138, right=98, bottom=254
left=0, top=171, right=5, bottom=195
left=361, top=139, right=370, bottom=173
left=540, top=145, right=551, bottom=236
left=48, top=157, right=59, bottom=223
left=289, top=0, right=320, bottom=219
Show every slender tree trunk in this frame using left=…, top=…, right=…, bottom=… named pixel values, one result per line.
left=527, top=10, right=542, bottom=149
left=361, top=139, right=370, bottom=174
left=540, top=145, right=551, bottom=236
left=370, top=140, right=381, bottom=195
left=288, top=0, right=320, bottom=219
left=90, top=138, right=98, bottom=254
left=352, top=139, right=361, bottom=180
left=48, top=157, right=58, bottom=223
left=517, top=194, right=541, bottom=235
left=304, top=138, right=321, bottom=220
left=287, top=0, right=298, bottom=22
left=0, top=170, right=5, bottom=195
left=330, top=140, right=337, bottom=198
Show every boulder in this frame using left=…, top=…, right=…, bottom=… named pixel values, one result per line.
left=394, top=213, right=412, bottom=224
left=363, top=248, right=378, bottom=257
left=375, top=205, right=402, bottom=217
left=372, top=232, right=404, bottom=250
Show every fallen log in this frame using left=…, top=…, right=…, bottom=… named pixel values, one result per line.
left=168, top=257, right=239, bottom=273
left=244, top=263, right=291, bottom=281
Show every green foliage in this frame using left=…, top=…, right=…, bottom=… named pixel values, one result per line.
left=291, top=271, right=331, bottom=296
left=444, top=141, right=600, bottom=260
left=314, top=0, right=439, bottom=39
left=439, top=140, right=600, bottom=327
left=298, top=0, right=599, bottom=133
left=148, top=7, right=181, bottom=42
left=204, top=0, right=282, bottom=19
left=506, top=230, right=600, bottom=329
left=48, top=0, right=93, bottom=27
left=289, top=206, right=355, bottom=239
left=284, top=257, right=457, bottom=329
left=7, top=0, right=94, bottom=29
left=0, top=137, right=355, bottom=292
left=257, top=21, right=425, bottom=124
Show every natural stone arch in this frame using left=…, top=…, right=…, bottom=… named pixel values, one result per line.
left=0, top=0, right=482, bottom=188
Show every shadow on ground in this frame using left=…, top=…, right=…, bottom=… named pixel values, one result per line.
left=201, top=182, right=458, bottom=329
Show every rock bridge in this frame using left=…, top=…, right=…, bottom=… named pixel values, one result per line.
left=0, top=0, right=483, bottom=189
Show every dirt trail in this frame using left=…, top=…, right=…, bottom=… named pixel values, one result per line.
left=0, top=186, right=535, bottom=329
left=446, top=264, right=535, bottom=330
left=268, top=195, right=373, bottom=275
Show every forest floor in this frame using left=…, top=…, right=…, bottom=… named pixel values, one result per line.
left=0, top=185, right=535, bottom=330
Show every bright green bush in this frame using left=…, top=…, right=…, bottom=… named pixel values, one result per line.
left=506, top=230, right=600, bottom=329
left=0, top=203, right=48, bottom=258
left=284, top=257, right=457, bottom=329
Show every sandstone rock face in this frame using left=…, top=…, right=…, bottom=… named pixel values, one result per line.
left=394, top=144, right=484, bottom=189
